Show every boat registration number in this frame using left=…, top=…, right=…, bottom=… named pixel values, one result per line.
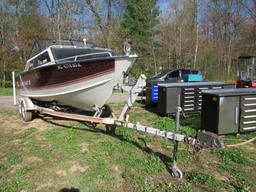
left=57, top=63, right=82, bottom=70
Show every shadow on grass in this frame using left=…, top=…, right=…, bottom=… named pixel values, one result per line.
left=59, top=187, right=80, bottom=192
left=40, top=116, right=173, bottom=175
left=180, top=113, right=201, bottom=130
left=139, top=99, right=201, bottom=127
left=139, top=101, right=158, bottom=114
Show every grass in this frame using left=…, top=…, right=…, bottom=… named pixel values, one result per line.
left=179, top=181, right=195, bottom=192
left=186, top=171, right=221, bottom=191
left=211, top=147, right=256, bottom=192
left=0, top=102, right=255, bottom=191
left=0, top=87, right=13, bottom=96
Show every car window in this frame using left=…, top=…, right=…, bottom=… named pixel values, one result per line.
left=191, top=70, right=200, bottom=74
left=181, top=70, right=190, bottom=75
left=151, top=69, right=170, bottom=78
left=167, top=70, right=180, bottom=78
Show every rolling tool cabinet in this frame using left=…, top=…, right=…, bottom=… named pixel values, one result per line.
left=201, top=88, right=256, bottom=134
left=157, top=82, right=235, bottom=115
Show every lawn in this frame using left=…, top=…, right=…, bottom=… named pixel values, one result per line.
left=0, top=87, right=13, bottom=96
left=0, top=103, right=255, bottom=192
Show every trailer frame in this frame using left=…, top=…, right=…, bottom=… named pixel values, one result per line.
left=16, top=74, right=224, bottom=179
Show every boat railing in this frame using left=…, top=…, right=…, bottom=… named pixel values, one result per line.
left=56, top=52, right=113, bottom=62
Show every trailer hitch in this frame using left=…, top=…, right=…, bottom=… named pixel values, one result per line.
left=195, top=130, right=224, bottom=149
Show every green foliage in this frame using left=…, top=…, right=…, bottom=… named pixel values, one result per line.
left=180, top=114, right=201, bottom=131
left=212, top=148, right=249, bottom=164
left=6, top=152, right=23, bottom=166
left=212, top=147, right=255, bottom=191
left=229, top=175, right=253, bottom=192
left=0, top=69, right=23, bottom=88
left=143, top=182, right=175, bottom=192
left=0, top=151, right=34, bottom=192
left=154, top=116, right=197, bottom=136
left=26, top=137, right=53, bottom=161
left=180, top=114, right=201, bottom=137
left=180, top=126, right=197, bottom=137
left=0, top=151, right=22, bottom=174
left=121, top=0, right=159, bottom=45
left=131, top=64, right=157, bottom=78
left=179, top=181, right=195, bottom=192
left=0, top=166, right=34, bottom=192
left=154, top=117, right=175, bottom=131
left=131, top=64, right=155, bottom=77
left=15, top=166, right=32, bottom=176
left=17, top=127, right=37, bottom=139
left=0, top=88, right=13, bottom=96
left=186, top=171, right=221, bottom=190
left=144, top=154, right=165, bottom=175
left=44, top=128, right=80, bottom=157
left=0, top=81, right=13, bottom=88
left=121, top=0, right=159, bottom=70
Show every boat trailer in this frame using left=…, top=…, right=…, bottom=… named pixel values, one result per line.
left=17, top=75, right=224, bottom=179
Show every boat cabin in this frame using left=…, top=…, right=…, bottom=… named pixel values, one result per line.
left=25, top=39, right=115, bottom=71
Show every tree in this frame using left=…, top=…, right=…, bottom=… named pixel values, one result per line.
left=1, top=0, right=256, bottom=87
left=84, top=0, right=124, bottom=48
left=121, top=0, right=159, bottom=73
left=157, top=0, right=198, bottom=70
left=203, top=0, right=247, bottom=80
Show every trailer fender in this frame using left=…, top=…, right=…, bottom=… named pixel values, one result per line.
left=18, top=97, right=35, bottom=122
left=18, top=97, right=36, bottom=111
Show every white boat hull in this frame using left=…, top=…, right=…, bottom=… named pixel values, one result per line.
left=18, top=55, right=137, bottom=111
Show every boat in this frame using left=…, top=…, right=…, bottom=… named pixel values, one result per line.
left=16, top=39, right=137, bottom=112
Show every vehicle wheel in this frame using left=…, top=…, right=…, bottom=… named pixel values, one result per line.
left=171, top=167, right=183, bottom=179
left=19, top=101, right=33, bottom=122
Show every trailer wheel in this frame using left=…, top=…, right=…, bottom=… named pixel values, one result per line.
left=19, top=101, right=33, bottom=122
left=171, top=167, right=183, bottom=179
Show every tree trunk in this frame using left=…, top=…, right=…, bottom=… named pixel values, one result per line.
left=51, top=0, right=55, bottom=37
left=3, top=59, right=6, bottom=87
left=106, top=0, right=112, bottom=47
left=227, top=38, right=233, bottom=79
left=151, top=36, right=157, bottom=74
left=15, top=0, right=19, bottom=39
left=174, top=1, right=178, bottom=68
left=57, top=0, right=61, bottom=40
left=179, top=26, right=182, bottom=68
left=193, top=0, right=199, bottom=69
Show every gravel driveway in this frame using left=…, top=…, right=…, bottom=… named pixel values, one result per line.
left=0, top=96, right=17, bottom=110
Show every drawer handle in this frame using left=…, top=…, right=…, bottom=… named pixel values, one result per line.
left=235, top=106, right=239, bottom=124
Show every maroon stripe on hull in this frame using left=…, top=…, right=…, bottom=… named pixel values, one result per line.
left=18, top=59, right=115, bottom=90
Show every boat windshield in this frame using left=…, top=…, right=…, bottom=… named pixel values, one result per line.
left=27, top=51, right=51, bottom=70
left=29, top=39, right=96, bottom=58
left=51, top=48, right=115, bottom=61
